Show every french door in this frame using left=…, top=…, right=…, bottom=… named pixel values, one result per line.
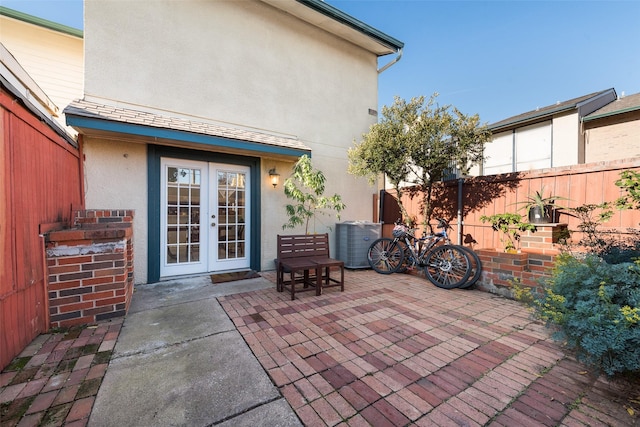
left=160, top=158, right=250, bottom=277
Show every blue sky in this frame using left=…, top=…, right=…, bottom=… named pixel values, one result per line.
left=4, top=0, right=639, bottom=124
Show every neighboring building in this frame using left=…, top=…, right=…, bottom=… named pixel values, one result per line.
left=65, top=0, right=404, bottom=284
left=0, top=6, right=83, bottom=133
left=583, top=92, right=640, bottom=163
left=482, top=89, right=617, bottom=175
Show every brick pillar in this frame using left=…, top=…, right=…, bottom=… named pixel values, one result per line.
left=46, top=210, right=134, bottom=328
left=519, top=223, right=568, bottom=255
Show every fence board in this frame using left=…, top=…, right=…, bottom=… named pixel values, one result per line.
left=1, top=89, right=82, bottom=369
left=383, top=159, right=640, bottom=251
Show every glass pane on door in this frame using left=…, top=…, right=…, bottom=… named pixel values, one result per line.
left=166, top=166, right=201, bottom=264
left=217, top=170, right=246, bottom=260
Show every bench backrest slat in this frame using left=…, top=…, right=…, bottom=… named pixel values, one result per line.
left=277, top=234, right=330, bottom=260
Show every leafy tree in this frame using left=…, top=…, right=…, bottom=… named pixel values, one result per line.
left=282, top=155, right=345, bottom=234
left=348, top=97, right=414, bottom=222
left=348, top=94, right=491, bottom=231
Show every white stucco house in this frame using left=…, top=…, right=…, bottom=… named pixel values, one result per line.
left=64, top=0, right=404, bottom=284
left=482, top=88, right=618, bottom=175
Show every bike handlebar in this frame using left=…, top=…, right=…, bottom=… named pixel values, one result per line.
left=395, top=217, right=451, bottom=230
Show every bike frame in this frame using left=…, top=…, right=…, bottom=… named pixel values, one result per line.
left=395, top=223, right=451, bottom=268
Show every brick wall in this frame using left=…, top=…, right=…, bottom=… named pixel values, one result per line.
left=584, top=113, right=640, bottom=163
left=476, top=249, right=555, bottom=298
left=46, top=210, right=134, bottom=328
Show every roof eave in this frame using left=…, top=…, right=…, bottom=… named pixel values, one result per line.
left=489, top=105, right=576, bottom=132
left=583, top=105, right=640, bottom=122
left=488, top=88, right=617, bottom=132
left=260, top=0, right=403, bottom=56
left=0, top=6, right=83, bottom=38
left=295, top=0, right=404, bottom=52
left=65, top=114, right=312, bottom=159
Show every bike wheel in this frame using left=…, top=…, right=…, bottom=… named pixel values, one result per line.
left=367, top=238, right=404, bottom=274
left=456, top=246, right=482, bottom=289
left=396, top=241, right=412, bottom=273
left=423, top=245, right=472, bottom=289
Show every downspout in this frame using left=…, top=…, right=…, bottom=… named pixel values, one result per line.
left=457, top=177, right=464, bottom=245
left=378, top=48, right=403, bottom=74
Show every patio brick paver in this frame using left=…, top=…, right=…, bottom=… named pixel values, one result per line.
left=220, top=269, right=639, bottom=426
left=2, top=269, right=639, bottom=426
left=0, top=319, right=123, bottom=426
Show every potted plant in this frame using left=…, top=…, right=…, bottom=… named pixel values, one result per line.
left=480, top=212, right=536, bottom=253
left=282, top=155, right=346, bottom=234
left=514, top=186, right=569, bottom=224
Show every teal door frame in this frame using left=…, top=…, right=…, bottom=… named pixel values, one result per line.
left=147, top=145, right=261, bottom=283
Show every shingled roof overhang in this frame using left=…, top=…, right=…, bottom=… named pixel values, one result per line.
left=583, top=92, right=640, bottom=122
left=488, top=89, right=616, bottom=133
left=64, top=100, right=311, bottom=158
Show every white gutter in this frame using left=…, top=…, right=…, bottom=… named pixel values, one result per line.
left=0, top=43, right=59, bottom=117
left=378, top=48, right=403, bottom=74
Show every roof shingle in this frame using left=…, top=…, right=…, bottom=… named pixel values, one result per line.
left=64, top=99, right=311, bottom=152
left=584, top=92, right=640, bottom=121
left=488, top=88, right=615, bottom=131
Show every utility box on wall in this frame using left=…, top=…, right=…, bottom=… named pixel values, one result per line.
left=336, top=221, right=381, bottom=269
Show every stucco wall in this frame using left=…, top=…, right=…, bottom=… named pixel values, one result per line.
left=484, top=112, right=581, bottom=175
left=82, top=137, right=149, bottom=283
left=551, top=112, right=579, bottom=167
left=82, top=0, right=383, bottom=280
left=84, top=0, right=378, bottom=138
left=483, top=131, right=513, bottom=175
left=515, top=121, right=551, bottom=171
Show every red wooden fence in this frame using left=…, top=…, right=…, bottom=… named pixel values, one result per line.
left=1, top=89, right=83, bottom=369
left=383, top=158, right=640, bottom=252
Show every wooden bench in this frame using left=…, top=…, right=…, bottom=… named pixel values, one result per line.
left=276, top=234, right=345, bottom=300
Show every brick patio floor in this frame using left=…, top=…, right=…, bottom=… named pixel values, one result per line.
left=220, top=269, right=639, bottom=426
left=1, top=269, right=638, bottom=426
left=0, top=319, right=122, bottom=427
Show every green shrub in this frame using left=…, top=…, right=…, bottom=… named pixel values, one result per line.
left=531, top=253, right=640, bottom=376
left=600, top=237, right=640, bottom=265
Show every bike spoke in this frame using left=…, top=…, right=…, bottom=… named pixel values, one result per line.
left=423, top=245, right=472, bottom=289
left=367, top=238, right=404, bottom=274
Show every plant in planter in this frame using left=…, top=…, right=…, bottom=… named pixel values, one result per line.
left=514, top=186, right=569, bottom=224
left=480, top=212, right=536, bottom=253
left=282, top=155, right=346, bottom=234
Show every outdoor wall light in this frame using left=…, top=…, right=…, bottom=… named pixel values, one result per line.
left=269, top=168, right=280, bottom=188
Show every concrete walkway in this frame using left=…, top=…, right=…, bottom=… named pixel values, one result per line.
left=88, top=275, right=301, bottom=427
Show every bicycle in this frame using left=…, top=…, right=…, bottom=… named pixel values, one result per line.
left=401, top=218, right=482, bottom=289
left=367, top=218, right=481, bottom=289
